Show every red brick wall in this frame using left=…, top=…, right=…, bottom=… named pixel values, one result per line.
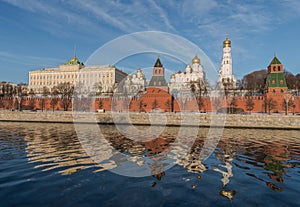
left=1, top=91, right=300, bottom=114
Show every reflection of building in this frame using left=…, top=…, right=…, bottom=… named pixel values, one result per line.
left=217, top=35, right=236, bottom=89
left=25, top=123, right=109, bottom=175
left=214, top=140, right=235, bottom=187
left=169, top=55, right=207, bottom=97
left=29, top=53, right=127, bottom=94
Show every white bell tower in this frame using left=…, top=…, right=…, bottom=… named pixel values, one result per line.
left=218, top=34, right=236, bottom=89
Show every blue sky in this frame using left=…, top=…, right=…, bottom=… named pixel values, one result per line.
left=1, top=0, right=300, bottom=84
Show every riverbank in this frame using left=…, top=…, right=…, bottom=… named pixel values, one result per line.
left=0, top=111, right=299, bottom=130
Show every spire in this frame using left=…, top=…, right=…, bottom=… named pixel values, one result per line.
left=64, top=46, right=84, bottom=66
left=73, top=45, right=77, bottom=59
left=270, top=55, right=282, bottom=65
left=154, top=56, right=163, bottom=67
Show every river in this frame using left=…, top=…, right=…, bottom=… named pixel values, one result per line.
left=0, top=122, right=299, bottom=207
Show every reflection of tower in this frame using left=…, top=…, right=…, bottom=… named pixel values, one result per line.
left=217, top=34, right=236, bottom=89
left=214, top=140, right=235, bottom=187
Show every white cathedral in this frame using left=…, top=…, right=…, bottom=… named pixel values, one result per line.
left=122, top=34, right=236, bottom=95
left=168, top=55, right=208, bottom=97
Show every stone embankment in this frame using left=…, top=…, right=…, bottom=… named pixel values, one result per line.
left=0, top=111, right=299, bottom=130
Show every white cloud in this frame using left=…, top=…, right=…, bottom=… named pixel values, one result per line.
left=0, top=51, right=64, bottom=67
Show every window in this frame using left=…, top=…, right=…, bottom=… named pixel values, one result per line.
left=273, top=66, right=276, bottom=72
left=280, top=80, right=284, bottom=84
left=272, top=80, right=275, bottom=84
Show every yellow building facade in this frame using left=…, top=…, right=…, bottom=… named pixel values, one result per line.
left=29, top=55, right=127, bottom=94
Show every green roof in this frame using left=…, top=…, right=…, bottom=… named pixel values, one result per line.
left=148, top=76, right=168, bottom=87
left=270, top=56, right=281, bottom=65
left=65, top=56, right=84, bottom=66
left=266, top=73, right=287, bottom=88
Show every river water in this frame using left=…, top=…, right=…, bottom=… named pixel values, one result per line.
left=0, top=122, right=299, bottom=207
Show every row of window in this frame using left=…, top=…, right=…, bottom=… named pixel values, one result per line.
left=30, top=72, right=113, bottom=80
left=30, top=79, right=113, bottom=86
left=271, top=80, right=284, bottom=84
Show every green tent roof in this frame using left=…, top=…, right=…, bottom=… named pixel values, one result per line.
left=266, top=73, right=287, bottom=88
left=270, top=56, right=282, bottom=65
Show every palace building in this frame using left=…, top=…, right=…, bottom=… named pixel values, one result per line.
left=29, top=53, right=127, bottom=94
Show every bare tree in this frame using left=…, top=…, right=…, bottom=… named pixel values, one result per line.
left=152, top=99, right=158, bottom=110
left=228, top=97, right=238, bottom=114
left=98, top=98, right=104, bottom=109
left=28, top=88, right=35, bottom=110
left=190, top=80, right=206, bottom=111
left=40, top=86, right=50, bottom=112
left=263, top=97, right=277, bottom=114
left=242, top=70, right=267, bottom=94
left=56, top=82, right=74, bottom=111
left=245, top=97, right=255, bottom=113
left=164, top=99, right=172, bottom=112
left=213, top=98, right=222, bottom=112
left=296, top=74, right=300, bottom=91
left=138, top=98, right=144, bottom=112
left=50, top=87, right=59, bottom=112
left=284, top=71, right=296, bottom=89
left=281, top=98, right=294, bottom=115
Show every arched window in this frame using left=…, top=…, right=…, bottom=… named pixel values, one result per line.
left=273, top=66, right=276, bottom=72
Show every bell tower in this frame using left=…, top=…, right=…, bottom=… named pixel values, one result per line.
left=217, top=34, right=236, bottom=90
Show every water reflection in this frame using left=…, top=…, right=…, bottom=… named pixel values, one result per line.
left=1, top=122, right=300, bottom=203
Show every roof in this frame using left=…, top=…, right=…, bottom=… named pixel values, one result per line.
left=65, top=55, right=84, bottom=66
left=154, top=57, right=163, bottom=67
left=270, top=56, right=282, bottom=65
left=266, top=73, right=287, bottom=88
left=148, top=76, right=168, bottom=87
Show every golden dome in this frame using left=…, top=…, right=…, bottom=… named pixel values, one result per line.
left=192, top=55, right=200, bottom=64
left=171, top=73, right=175, bottom=78
left=223, top=34, right=231, bottom=48
left=137, top=68, right=141, bottom=72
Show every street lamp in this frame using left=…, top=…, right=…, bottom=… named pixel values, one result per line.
left=284, top=92, right=290, bottom=116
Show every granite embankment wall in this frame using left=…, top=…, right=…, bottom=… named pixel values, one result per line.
left=0, top=111, right=299, bottom=130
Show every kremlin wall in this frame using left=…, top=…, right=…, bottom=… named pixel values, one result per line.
left=0, top=35, right=300, bottom=115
